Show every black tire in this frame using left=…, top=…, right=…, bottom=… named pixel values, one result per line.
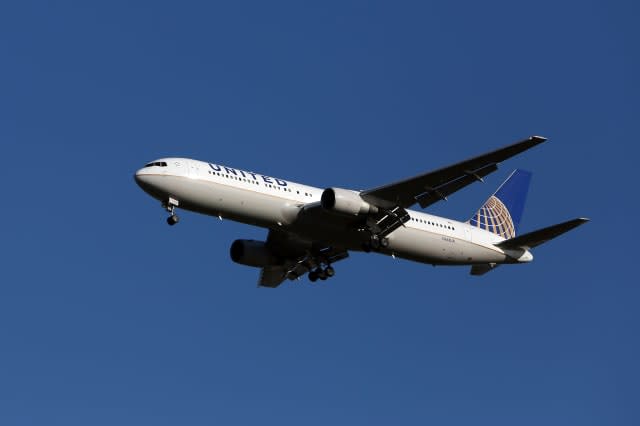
left=167, top=215, right=179, bottom=226
left=316, top=268, right=327, bottom=280
left=309, top=271, right=318, bottom=282
left=370, top=235, right=381, bottom=250
left=325, top=266, right=335, bottom=277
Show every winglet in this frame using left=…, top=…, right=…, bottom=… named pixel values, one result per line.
left=523, top=135, right=547, bottom=152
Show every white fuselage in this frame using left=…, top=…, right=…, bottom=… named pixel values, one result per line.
left=134, top=158, right=533, bottom=267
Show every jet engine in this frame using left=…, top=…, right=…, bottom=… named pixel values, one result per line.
left=321, top=188, right=378, bottom=216
left=230, top=239, right=279, bottom=267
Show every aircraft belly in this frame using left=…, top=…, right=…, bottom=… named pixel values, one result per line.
left=386, top=227, right=506, bottom=265
left=143, top=175, right=290, bottom=227
left=286, top=219, right=362, bottom=249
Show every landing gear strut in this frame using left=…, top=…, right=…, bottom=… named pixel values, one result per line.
left=363, top=234, right=389, bottom=252
left=163, top=198, right=180, bottom=226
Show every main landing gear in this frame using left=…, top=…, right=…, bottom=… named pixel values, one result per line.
left=163, top=198, right=180, bottom=226
left=362, top=234, right=389, bottom=252
left=308, top=265, right=335, bottom=283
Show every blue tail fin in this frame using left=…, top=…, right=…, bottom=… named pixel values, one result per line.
left=468, top=169, right=532, bottom=239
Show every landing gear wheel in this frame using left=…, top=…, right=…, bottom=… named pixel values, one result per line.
left=380, top=237, right=389, bottom=248
left=163, top=198, right=180, bottom=226
left=325, top=266, right=335, bottom=277
left=370, top=235, right=381, bottom=250
left=167, top=215, right=179, bottom=226
left=309, top=270, right=318, bottom=282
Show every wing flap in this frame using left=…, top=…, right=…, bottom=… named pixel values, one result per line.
left=470, top=263, right=499, bottom=275
left=257, top=229, right=350, bottom=288
left=259, top=266, right=289, bottom=288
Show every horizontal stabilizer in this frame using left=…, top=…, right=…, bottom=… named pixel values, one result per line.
left=495, top=218, right=589, bottom=250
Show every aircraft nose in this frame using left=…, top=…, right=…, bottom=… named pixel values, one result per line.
left=134, top=167, right=167, bottom=200
left=134, top=169, right=145, bottom=187
left=134, top=168, right=155, bottom=191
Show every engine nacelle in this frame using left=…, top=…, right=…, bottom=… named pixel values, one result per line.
left=321, top=188, right=378, bottom=216
left=230, top=239, right=279, bottom=268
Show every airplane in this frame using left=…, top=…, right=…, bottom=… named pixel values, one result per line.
left=134, top=136, right=588, bottom=287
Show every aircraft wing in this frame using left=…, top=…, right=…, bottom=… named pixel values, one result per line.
left=360, top=136, right=547, bottom=209
left=258, top=229, right=349, bottom=288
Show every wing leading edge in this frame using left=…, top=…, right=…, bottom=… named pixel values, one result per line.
left=361, top=136, right=547, bottom=209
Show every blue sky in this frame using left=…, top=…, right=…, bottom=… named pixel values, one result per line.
left=1, top=1, right=637, bottom=425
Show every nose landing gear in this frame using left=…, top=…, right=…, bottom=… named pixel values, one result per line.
left=163, top=198, right=180, bottom=226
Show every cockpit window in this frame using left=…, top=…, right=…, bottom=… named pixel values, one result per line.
left=144, top=161, right=167, bottom=168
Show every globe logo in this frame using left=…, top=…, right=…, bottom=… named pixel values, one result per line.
left=469, top=195, right=516, bottom=239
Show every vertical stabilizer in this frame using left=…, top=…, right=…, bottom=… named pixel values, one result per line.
left=468, top=169, right=532, bottom=238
